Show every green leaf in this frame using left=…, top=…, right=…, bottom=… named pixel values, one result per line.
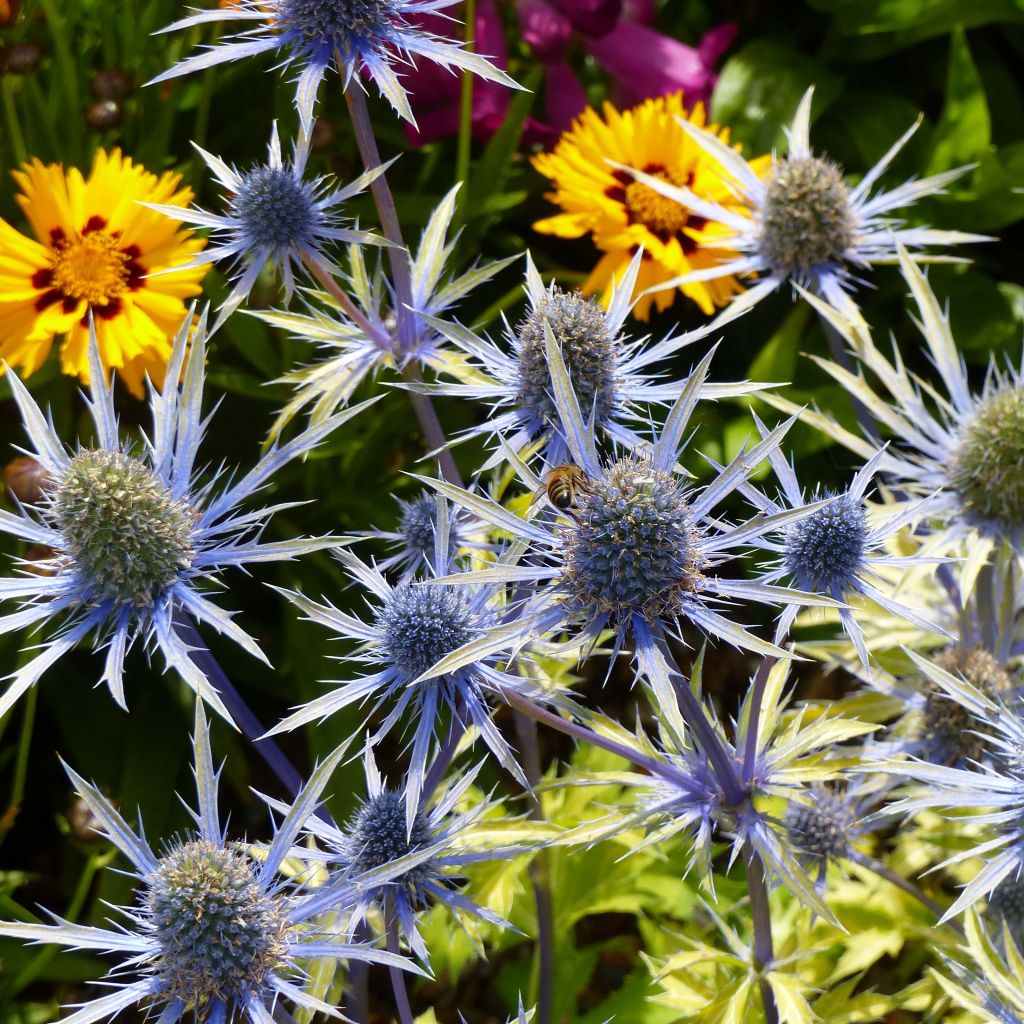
left=927, top=28, right=991, bottom=173
left=711, top=41, right=843, bottom=154
left=748, top=304, right=811, bottom=384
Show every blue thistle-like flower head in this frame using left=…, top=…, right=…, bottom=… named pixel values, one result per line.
left=146, top=839, right=288, bottom=1003
left=279, top=751, right=517, bottom=962
left=269, top=519, right=545, bottom=826
left=783, top=492, right=868, bottom=593
left=0, top=703, right=420, bottom=1024
left=620, top=87, right=986, bottom=325
left=420, top=250, right=763, bottom=469
left=0, top=312, right=373, bottom=725
left=562, top=458, right=705, bottom=622
left=150, top=0, right=521, bottom=135
left=377, top=581, right=482, bottom=680
left=783, top=786, right=857, bottom=865
left=147, top=125, right=388, bottom=330
left=987, top=874, right=1024, bottom=933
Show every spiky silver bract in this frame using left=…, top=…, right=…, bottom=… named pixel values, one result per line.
left=620, top=86, right=985, bottom=326
left=147, top=125, right=387, bottom=331
left=149, top=0, right=521, bottom=134
left=0, top=312, right=373, bottom=725
left=0, top=703, right=422, bottom=1024
left=256, top=184, right=517, bottom=435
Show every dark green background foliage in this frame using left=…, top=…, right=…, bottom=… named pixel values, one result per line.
left=0, top=1, right=1022, bottom=1021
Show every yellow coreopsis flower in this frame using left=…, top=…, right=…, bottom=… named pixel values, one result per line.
left=0, top=149, right=209, bottom=396
left=531, top=93, right=768, bottom=320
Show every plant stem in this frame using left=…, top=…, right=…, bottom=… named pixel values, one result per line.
left=302, top=254, right=391, bottom=347
left=385, top=911, right=416, bottom=1024
left=401, top=364, right=464, bottom=487
left=849, top=850, right=953, bottom=926
left=1, top=79, right=27, bottom=166
left=743, top=843, right=779, bottom=1024
left=341, top=79, right=416, bottom=351
left=0, top=688, right=37, bottom=844
left=421, top=709, right=468, bottom=802
left=743, top=655, right=778, bottom=784
left=514, top=711, right=555, bottom=1024
left=502, top=689, right=681, bottom=783
left=37, top=0, right=84, bottom=160
left=177, top=618, right=306, bottom=799
left=453, top=0, right=476, bottom=228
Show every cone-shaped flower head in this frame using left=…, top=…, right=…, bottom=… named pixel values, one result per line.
left=271, top=750, right=522, bottom=962
left=620, top=87, right=986, bottom=326
left=150, top=0, right=521, bottom=134
left=0, top=310, right=375, bottom=724
left=0, top=703, right=421, bottom=1024
left=767, top=249, right=1024, bottom=556
left=148, top=126, right=388, bottom=331
left=421, top=249, right=761, bottom=470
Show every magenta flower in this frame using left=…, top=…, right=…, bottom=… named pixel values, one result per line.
left=404, top=1, right=736, bottom=144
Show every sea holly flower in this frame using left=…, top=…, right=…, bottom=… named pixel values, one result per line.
left=0, top=702, right=424, bottom=1024
left=414, top=329, right=840, bottom=715
left=0, top=311, right=375, bottom=724
left=531, top=92, right=769, bottom=319
left=267, top=508, right=544, bottom=827
left=730, top=421, right=947, bottom=665
left=265, top=749, right=533, bottom=961
left=764, top=248, right=1024, bottom=559
left=417, top=248, right=763, bottom=469
left=150, top=0, right=522, bottom=134
left=875, top=655, right=1024, bottom=920
left=257, top=184, right=517, bottom=434
left=0, top=148, right=208, bottom=396
left=363, top=489, right=490, bottom=579
left=147, top=125, right=388, bottom=332
left=623, top=87, right=986, bottom=325
left=557, top=656, right=874, bottom=923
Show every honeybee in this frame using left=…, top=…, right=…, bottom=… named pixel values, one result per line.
left=534, top=464, right=592, bottom=515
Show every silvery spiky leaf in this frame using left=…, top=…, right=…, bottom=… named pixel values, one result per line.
left=147, top=125, right=388, bottom=332
left=0, top=311, right=374, bottom=725
left=763, top=247, right=1024, bottom=561
left=412, top=248, right=765, bottom=470
left=149, top=0, right=522, bottom=134
left=0, top=702, right=426, bottom=1024
left=619, top=86, right=986, bottom=326
left=267, top=504, right=547, bottom=830
left=933, top=911, right=1024, bottom=1023
left=409, top=328, right=841, bottom=716
left=256, top=184, right=518, bottom=435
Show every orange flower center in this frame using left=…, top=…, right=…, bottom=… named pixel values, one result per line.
left=52, top=230, right=131, bottom=304
left=624, top=166, right=692, bottom=237
left=32, top=217, right=146, bottom=321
